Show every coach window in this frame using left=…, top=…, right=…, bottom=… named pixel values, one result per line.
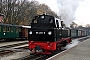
left=26, top=28, right=28, bottom=32
left=7, top=27, right=10, bottom=32
left=3, top=26, right=6, bottom=32
left=11, top=27, right=13, bottom=32
left=19, top=28, right=21, bottom=32
left=68, top=29, right=70, bottom=37
left=16, top=28, right=18, bottom=33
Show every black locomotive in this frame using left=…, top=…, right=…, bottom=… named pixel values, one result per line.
left=28, top=14, right=71, bottom=54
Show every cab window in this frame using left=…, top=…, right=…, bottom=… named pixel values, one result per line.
left=49, top=18, right=53, bottom=23
left=34, top=19, right=37, bottom=23
left=3, top=26, right=6, bottom=32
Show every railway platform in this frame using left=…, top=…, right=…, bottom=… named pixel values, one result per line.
left=47, top=38, right=90, bottom=60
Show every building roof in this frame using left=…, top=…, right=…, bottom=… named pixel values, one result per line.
left=0, top=23, right=21, bottom=27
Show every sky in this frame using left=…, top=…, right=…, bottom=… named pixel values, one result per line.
left=74, top=0, right=90, bottom=27
left=36, top=0, right=59, bottom=14
left=29, top=0, right=90, bottom=27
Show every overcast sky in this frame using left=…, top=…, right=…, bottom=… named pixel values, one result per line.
left=29, top=0, right=90, bottom=27
left=37, top=0, right=59, bottom=14
left=74, top=0, right=90, bottom=27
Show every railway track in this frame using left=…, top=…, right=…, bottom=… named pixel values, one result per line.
left=0, top=41, right=29, bottom=59
left=0, top=42, right=28, bottom=48
left=78, top=36, right=90, bottom=42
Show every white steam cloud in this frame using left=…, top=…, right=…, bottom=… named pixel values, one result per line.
left=64, top=39, right=79, bottom=49
left=56, top=0, right=83, bottom=27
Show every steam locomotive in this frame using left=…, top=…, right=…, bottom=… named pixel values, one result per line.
left=28, top=14, right=72, bottom=54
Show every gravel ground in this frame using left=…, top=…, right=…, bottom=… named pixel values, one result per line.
left=0, top=52, right=30, bottom=60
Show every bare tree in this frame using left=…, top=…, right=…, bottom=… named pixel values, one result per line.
left=0, top=0, right=58, bottom=25
left=70, top=22, right=78, bottom=28
left=38, top=4, right=58, bottom=17
left=85, top=24, right=90, bottom=28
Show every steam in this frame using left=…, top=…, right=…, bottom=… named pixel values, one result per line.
left=61, top=39, right=80, bottom=50
left=56, top=0, right=82, bottom=27
left=64, top=39, right=79, bottom=49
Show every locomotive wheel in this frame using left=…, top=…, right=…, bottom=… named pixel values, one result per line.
left=61, top=41, right=67, bottom=47
left=56, top=43, right=62, bottom=51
